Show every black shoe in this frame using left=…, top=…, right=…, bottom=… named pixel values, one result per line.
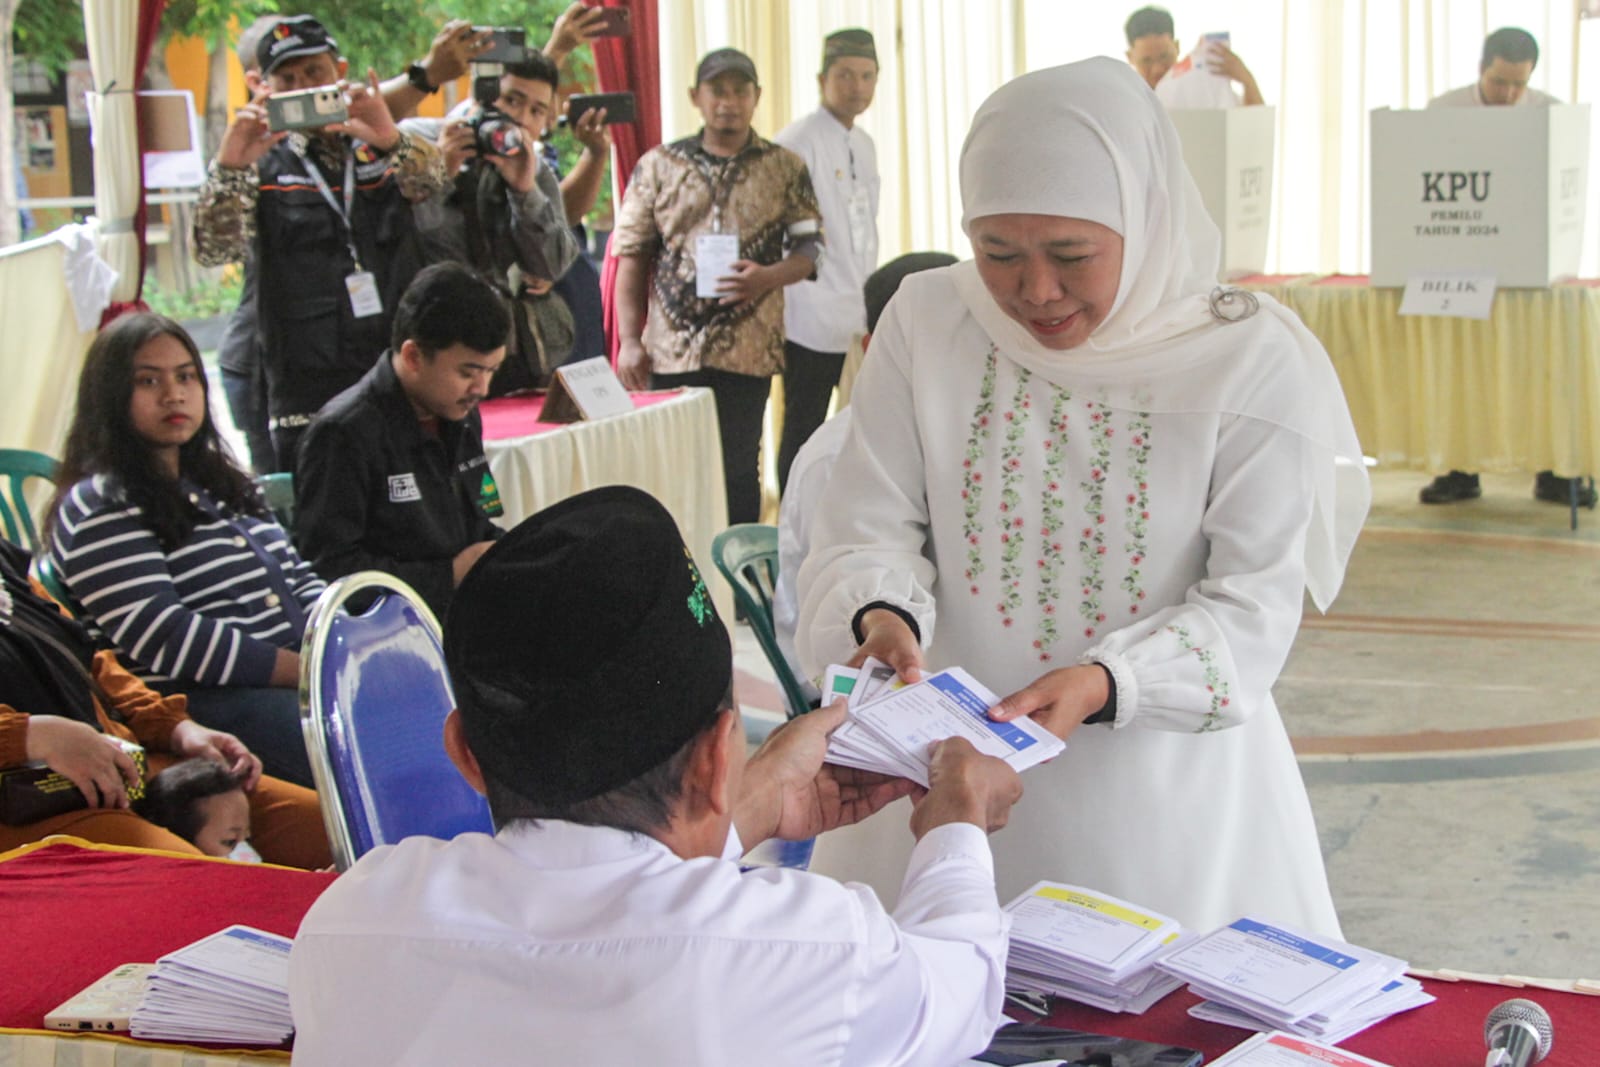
left=1533, top=471, right=1598, bottom=509
left=1419, top=470, right=1481, bottom=504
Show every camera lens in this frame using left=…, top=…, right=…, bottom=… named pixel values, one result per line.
left=474, top=115, right=525, bottom=158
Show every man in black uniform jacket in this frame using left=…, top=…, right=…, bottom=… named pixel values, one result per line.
left=296, top=263, right=508, bottom=618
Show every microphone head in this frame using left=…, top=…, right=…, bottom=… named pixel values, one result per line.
left=1485, top=998, right=1554, bottom=1061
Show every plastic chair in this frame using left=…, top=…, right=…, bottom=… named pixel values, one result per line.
left=31, top=553, right=79, bottom=616
left=255, top=472, right=295, bottom=531
left=299, top=571, right=493, bottom=871
left=710, top=524, right=813, bottom=724
left=0, top=449, right=58, bottom=554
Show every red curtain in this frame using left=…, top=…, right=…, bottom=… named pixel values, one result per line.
left=591, top=0, right=660, bottom=363
left=100, top=0, right=169, bottom=326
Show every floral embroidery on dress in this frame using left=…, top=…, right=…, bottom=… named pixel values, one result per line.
left=961, top=347, right=999, bottom=594
left=1076, top=401, right=1114, bottom=639
left=1033, top=389, right=1072, bottom=660
left=995, top=369, right=1033, bottom=629
left=1121, top=411, right=1152, bottom=616
left=1166, top=622, right=1231, bottom=732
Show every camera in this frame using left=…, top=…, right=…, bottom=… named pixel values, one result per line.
left=266, top=85, right=347, bottom=132
left=466, top=107, right=526, bottom=158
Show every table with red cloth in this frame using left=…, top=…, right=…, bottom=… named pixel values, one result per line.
left=1237, top=274, right=1600, bottom=479
left=478, top=386, right=731, bottom=618
left=0, top=837, right=335, bottom=1064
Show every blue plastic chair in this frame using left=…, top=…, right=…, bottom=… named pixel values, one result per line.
left=0, top=449, right=58, bottom=554
left=299, top=571, right=493, bottom=871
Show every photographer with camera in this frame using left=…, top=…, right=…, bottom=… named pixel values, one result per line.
left=404, top=50, right=583, bottom=396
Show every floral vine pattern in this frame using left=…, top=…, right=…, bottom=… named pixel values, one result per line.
left=1075, top=401, right=1115, bottom=639
left=994, top=368, right=1034, bottom=630
left=1166, top=622, right=1231, bottom=732
left=1033, top=388, right=1072, bottom=661
left=961, top=347, right=999, bottom=594
left=1121, top=410, right=1153, bottom=617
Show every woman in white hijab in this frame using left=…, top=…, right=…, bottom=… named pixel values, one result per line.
left=796, top=57, right=1368, bottom=936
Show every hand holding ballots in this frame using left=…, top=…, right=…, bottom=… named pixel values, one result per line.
left=821, top=660, right=1065, bottom=786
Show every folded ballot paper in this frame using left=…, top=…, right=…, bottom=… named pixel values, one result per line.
left=129, top=925, right=294, bottom=1045
left=1003, top=882, right=1190, bottom=1013
left=1155, top=918, right=1434, bottom=1045
left=822, top=661, right=1064, bottom=787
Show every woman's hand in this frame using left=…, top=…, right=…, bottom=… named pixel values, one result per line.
left=848, top=608, right=924, bottom=684
left=23, top=715, right=142, bottom=808
left=989, top=664, right=1109, bottom=741
left=170, top=720, right=264, bottom=791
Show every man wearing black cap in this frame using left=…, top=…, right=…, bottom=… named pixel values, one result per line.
left=194, top=14, right=448, bottom=471
left=773, top=29, right=881, bottom=495
left=614, top=48, right=824, bottom=526
left=289, top=485, right=1023, bottom=1065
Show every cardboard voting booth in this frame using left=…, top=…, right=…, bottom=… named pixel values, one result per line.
left=1370, top=105, right=1591, bottom=287
left=1167, top=106, right=1276, bottom=279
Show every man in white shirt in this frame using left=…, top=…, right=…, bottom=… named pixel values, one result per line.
left=289, top=484, right=1024, bottom=1066
left=1417, top=27, right=1593, bottom=510
left=774, top=29, right=882, bottom=493
left=1123, top=5, right=1264, bottom=110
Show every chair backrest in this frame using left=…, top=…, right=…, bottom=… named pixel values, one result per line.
left=710, top=524, right=811, bottom=721
left=255, top=472, right=295, bottom=531
left=0, top=449, right=59, bottom=554
left=31, top=553, right=80, bottom=617
left=300, top=571, right=493, bottom=870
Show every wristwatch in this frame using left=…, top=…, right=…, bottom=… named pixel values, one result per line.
left=406, top=62, right=438, bottom=95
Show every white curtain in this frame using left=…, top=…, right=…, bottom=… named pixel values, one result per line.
left=82, top=0, right=141, bottom=307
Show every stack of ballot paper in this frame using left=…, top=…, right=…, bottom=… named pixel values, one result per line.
left=1156, top=918, right=1434, bottom=1044
left=1002, top=882, right=1190, bottom=1013
left=822, top=661, right=1065, bottom=786
left=129, top=925, right=294, bottom=1044
left=1210, top=1031, right=1396, bottom=1066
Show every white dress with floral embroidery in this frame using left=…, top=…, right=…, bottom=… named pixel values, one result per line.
left=797, top=269, right=1344, bottom=936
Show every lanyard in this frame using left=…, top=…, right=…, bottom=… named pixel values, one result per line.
left=299, top=145, right=362, bottom=270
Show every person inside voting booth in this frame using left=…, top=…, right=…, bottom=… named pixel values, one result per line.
left=289, top=485, right=1024, bottom=1065
left=796, top=58, right=1369, bottom=937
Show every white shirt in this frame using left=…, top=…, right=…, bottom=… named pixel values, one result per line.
left=774, top=409, right=853, bottom=702
left=290, top=819, right=1008, bottom=1066
left=1428, top=83, right=1559, bottom=108
left=1155, top=55, right=1242, bottom=110
left=775, top=108, right=880, bottom=353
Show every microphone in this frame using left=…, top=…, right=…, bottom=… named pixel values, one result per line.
left=1484, top=998, right=1553, bottom=1067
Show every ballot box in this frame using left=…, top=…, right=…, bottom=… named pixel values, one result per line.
left=1167, top=106, right=1276, bottom=279
left=1370, top=105, right=1590, bottom=287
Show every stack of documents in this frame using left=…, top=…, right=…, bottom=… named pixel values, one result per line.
left=1002, top=882, right=1190, bottom=1013
left=129, top=925, right=294, bottom=1044
left=1210, top=1031, right=1396, bottom=1066
left=822, top=661, right=1065, bottom=786
left=1156, top=918, right=1434, bottom=1044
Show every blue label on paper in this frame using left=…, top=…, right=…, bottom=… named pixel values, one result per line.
left=930, top=673, right=1038, bottom=752
left=1229, top=918, right=1359, bottom=969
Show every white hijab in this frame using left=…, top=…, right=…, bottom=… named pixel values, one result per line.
left=952, top=57, right=1369, bottom=610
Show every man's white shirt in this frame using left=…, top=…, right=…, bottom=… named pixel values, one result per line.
left=1428, top=83, right=1558, bottom=108
left=1155, top=56, right=1242, bottom=110
left=775, top=108, right=880, bottom=353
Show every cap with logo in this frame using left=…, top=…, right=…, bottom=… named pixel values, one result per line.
left=695, top=47, right=759, bottom=88
left=822, top=28, right=878, bottom=72
left=257, top=15, right=339, bottom=77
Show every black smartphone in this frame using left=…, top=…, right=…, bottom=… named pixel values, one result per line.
left=473, top=26, right=528, bottom=64
left=563, top=91, right=637, bottom=127
left=590, top=6, right=632, bottom=37
left=976, top=1023, right=1204, bottom=1066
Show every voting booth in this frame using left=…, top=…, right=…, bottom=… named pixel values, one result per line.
left=1370, top=105, right=1591, bottom=287
left=1167, top=107, right=1276, bottom=279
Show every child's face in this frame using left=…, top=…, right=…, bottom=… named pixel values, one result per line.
left=192, top=789, right=252, bottom=858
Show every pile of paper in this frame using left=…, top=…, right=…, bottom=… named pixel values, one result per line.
left=822, top=661, right=1064, bottom=786
left=1210, top=1031, right=1396, bottom=1066
left=1002, top=881, right=1190, bottom=1013
left=1156, top=918, right=1434, bottom=1044
left=129, top=925, right=294, bottom=1045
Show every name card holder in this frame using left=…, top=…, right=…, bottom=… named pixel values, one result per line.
left=536, top=356, right=636, bottom=424
left=1398, top=272, right=1497, bottom=319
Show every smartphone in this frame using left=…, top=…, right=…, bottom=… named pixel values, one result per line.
left=473, top=26, right=529, bottom=64
left=266, top=85, right=347, bottom=132
left=590, top=6, right=632, bottom=37
left=976, top=1023, right=1203, bottom=1066
left=563, top=91, right=637, bottom=127
left=44, top=963, right=154, bottom=1032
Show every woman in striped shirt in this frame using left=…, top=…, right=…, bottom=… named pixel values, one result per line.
left=48, top=313, right=323, bottom=788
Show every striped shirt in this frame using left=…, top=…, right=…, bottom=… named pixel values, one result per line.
left=51, top=475, right=326, bottom=687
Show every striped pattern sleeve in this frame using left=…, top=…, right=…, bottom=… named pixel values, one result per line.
left=248, top=513, right=327, bottom=613
left=51, top=478, right=284, bottom=688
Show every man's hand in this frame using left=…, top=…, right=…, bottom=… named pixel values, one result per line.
left=617, top=337, right=652, bottom=390
left=215, top=82, right=285, bottom=170
left=422, top=20, right=495, bottom=88
left=341, top=69, right=401, bottom=151
left=738, top=701, right=916, bottom=845
left=715, top=260, right=782, bottom=307
left=1212, top=45, right=1264, bottom=105
left=988, top=664, right=1109, bottom=741
left=484, top=145, right=539, bottom=194
left=848, top=608, right=923, bottom=684
left=24, top=715, right=142, bottom=809
left=170, top=719, right=264, bottom=791
left=438, top=119, right=478, bottom=176
left=452, top=540, right=497, bottom=586
left=569, top=104, right=612, bottom=157
left=545, top=1, right=610, bottom=63
left=908, top=737, right=1023, bottom=839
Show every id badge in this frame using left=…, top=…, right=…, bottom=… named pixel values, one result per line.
left=345, top=271, right=383, bottom=318
left=694, top=232, right=741, bottom=300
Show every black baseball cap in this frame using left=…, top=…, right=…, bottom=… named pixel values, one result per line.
left=256, top=15, right=339, bottom=77
left=695, top=47, right=759, bottom=87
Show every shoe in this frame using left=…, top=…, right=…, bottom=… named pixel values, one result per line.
left=1419, top=470, right=1481, bottom=504
left=1533, top=471, right=1598, bottom=509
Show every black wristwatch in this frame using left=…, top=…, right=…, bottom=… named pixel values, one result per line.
left=406, top=62, right=438, bottom=95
